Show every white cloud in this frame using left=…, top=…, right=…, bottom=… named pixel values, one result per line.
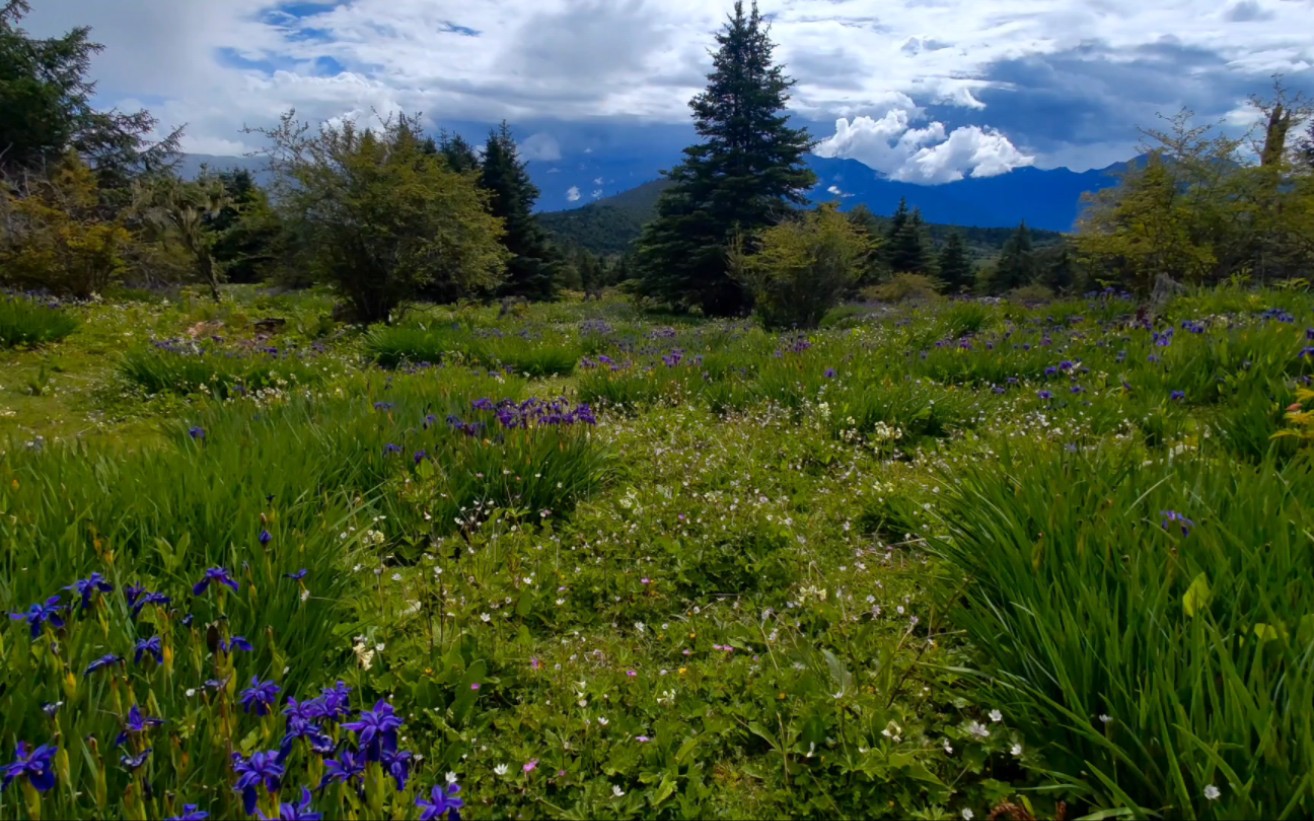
left=825, top=184, right=854, bottom=198
left=518, top=132, right=561, bottom=161
left=565, top=185, right=581, bottom=202
left=590, top=188, right=603, bottom=199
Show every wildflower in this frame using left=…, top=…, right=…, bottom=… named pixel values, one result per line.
left=120, top=748, right=151, bottom=771
left=259, top=529, right=273, bottom=546
left=988, top=709, right=1003, bottom=723
left=824, top=368, right=836, bottom=378
left=240, top=677, right=281, bottom=716
left=1170, top=390, right=1186, bottom=401
left=2, top=742, right=57, bottom=793
left=167, top=805, right=209, bottom=821
left=416, top=783, right=464, bottom=821
left=318, top=681, right=352, bottom=720
left=188, top=427, right=206, bottom=440
left=284, top=569, right=309, bottom=581
left=529, top=657, right=540, bottom=671
left=1204, top=784, right=1221, bottom=801
left=221, top=636, right=253, bottom=654
left=134, top=636, right=163, bottom=665
left=470, top=682, right=480, bottom=691
left=115, top=705, right=164, bottom=746
left=256, top=787, right=321, bottom=821
left=193, top=567, right=238, bottom=595
left=85, top=654, right=122, bottom=677
left=9, top=596, right=64, bottom=638
left=1160, top=510, right=1194, bottom=537
left=373, top=402, right=394, bottom=412
left=493, top=764, right=508, bottom=776
left=129, top=590, right=172, bottom=618
left=635, top=736, right=650, bottom=743
left=966, top=720, right=989, bottom=739
left=383, top=443, right=402, bottom=455
left=342, top=700, right=403, bottom=760
left=321, top=748, right=366, bottom=788
left=1037, top=390, right=1053, bottom=400
left=523, top=759, right=538, bottom=773
left=1010, top=743, right=1023, bottom=757
left=612, top=785, right=626, bottom=797
left=414, top=450, right=427, bottom=464
left=232, top=751, right=284, bottom=816
left=382, top=748, right=413, bottom=791
left=66, top=572, right=113, bottom=610
left=41, top=703, right=61, bottom=719
left=962, top=810, right=975, bottom=821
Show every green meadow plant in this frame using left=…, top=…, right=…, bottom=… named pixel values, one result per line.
left=0, top=295, right=79, bottom=348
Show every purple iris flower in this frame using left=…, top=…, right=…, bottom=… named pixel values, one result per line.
left=382, top=748, right=414, bottom=790
left=256, top=786, right=322, bottom=821
left=416, top=783, right=464, bottom=821
left=84, top=654, right=122, bottom=677
left=341, top=700, right=403, bottom=760
left=232, top=751, right=284, bottom=816
left=114, top=704, right=164, bottom=747
left=1038, top=390, right=1053, bottom=400
left=1170, top=390, right=1186, bottom=401
left=1161, top=510, right=1194, bottom=537
left=120, top=748, right=152, bottom=771
left=1, top=742, right=57, bottom=793
left=166, top=804, right=209, bottom=821
left=321, top=747, right=366, bottom=788
left=284, top=569, right=309, bottom=581
left=65, top=572, right=113, bottom=610
left=240, top=677, right=281, bottom=716
left=220, top=636, right=252, bottom=654
left=188, top=427, right=206, bottom=440
left=193, top=567, right=239, bottom=595
left=134, top=636, right=163, bottom=665
left=9, top=597, right=64, bottom=638
left=259, top=529, right=273, bottom=546
left=318, top=681, right=352, bottom=720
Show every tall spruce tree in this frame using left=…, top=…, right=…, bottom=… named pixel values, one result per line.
left=936, top=231, right=973, bottom=293
left=635, top=1, right=815, bottom=316
left=438, top=131, right=481, bottom=175
left=994, top=221, right=1037, bottom=292
left=480, top=122, right=559, bottom=300
left=886, top=202, right=934, bottom=274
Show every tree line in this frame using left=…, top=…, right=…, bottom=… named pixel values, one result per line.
left=4, top=0, right=1312, bottom=328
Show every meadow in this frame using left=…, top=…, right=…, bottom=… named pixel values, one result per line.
left=0, top=284, right=1312, bottom=820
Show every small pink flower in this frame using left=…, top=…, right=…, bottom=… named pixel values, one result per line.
left=640, top=577, right=651, bottom=585
left=523, top=759, right=538, bottom=773
left=635, top=736, right=650, bottom=743
left=530, top=657, right=541, bottom=670
left=626, top=669, right=637, bottom=678
left=470, top=682, right=481, bottom=691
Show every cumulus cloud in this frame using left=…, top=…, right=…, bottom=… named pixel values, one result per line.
left=565, top=186, right=581, bottom=202
left=518, top=133, right=561, bottom=161
left=815, top=108, right=1034, bottom=183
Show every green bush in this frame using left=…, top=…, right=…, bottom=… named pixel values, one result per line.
left=0, top=295, right=79, bottom=347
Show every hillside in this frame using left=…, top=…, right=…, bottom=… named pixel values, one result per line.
left=539, top=178, right=1065, bottom=257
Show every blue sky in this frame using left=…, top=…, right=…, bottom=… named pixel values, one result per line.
left=21, top=0, right=1314, bottom=190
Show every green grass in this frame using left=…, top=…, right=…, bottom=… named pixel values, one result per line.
left=0, top=283, right=1312, bottom=820
left=0, top=295, right=79, bottom=348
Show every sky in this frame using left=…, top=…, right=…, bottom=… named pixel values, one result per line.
left=20, top=0, right=1314, bottom=187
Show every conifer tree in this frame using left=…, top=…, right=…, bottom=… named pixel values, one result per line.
left=480, top=122, right=560, bottom=300
left=994, top=221, right=1037, bottom=293
left=438, top=131, right=481, bottom=175
left=635, top=1, right=815, bottom=316
left=886, top=202, right=934, bottom=274
left=936, top=231, right=974, bottom=293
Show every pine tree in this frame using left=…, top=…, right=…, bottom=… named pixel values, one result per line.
left=480, top=122, right=560, bottom=300
left=994, top=221, right=1037, bottom=293
left=635, top=1, right=815, bottom=316
left=438, top=131, right=481, bottom=175
left=936, top=231, right=974, bottom=293
left=887, top=204, right=934, bottom=274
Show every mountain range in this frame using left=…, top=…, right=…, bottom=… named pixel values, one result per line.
left=177, top=150, right=1132, bottom=242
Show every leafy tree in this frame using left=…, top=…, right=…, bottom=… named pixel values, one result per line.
left=0, top=0, right=180, bottom=190
left=993, top=221, right=1038, bottom=293
left=252, top=111, right=508, bottom=324
left=480, top=122, right=561, bottom=300
left=203, top=169, right=283, bottom=285
left=133, top=176, right=231, bottom=301
left=0, top=151, right=132, bottom=297
left=635, top=0, right=815, bottom=316
left=731, top=203, right=870, bottom=329
left=936, top=231, right=974, bottom=293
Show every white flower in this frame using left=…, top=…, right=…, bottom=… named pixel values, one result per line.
left=1204, top=785, right=1221, bottom=801
left=988, top=709, right=1003, bottom=723
left=445, top=772, right=458, bottom=784
left=612, top=785, right=626, bottom=797
left=942, top=739, right=954, bottom=754
left=184, top=689, right=196, bottom=698
left=962, top=810, right=975, bottom=821
left=493, top=764, right=508, bottom=776
left=480, top=613, right=491, bottom=623
left=966, top=721, right=990, bottom=739
left=1010, top=743, right=1023, bottom=757
left=1098, top=714, right=1112, bottom=724
left=597, top=716, right=609, bottom=726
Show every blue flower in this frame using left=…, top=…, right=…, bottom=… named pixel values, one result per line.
left=220, top=635, right=253, bottom=654
left=823, top=368, right=836, bottom=379
left=259, top=529, right=273, bottom=546
left=134, top=636, right=163, bottom=665
left=383, top=443, right=402, bottom=456
left=193, top=567, right=239, bottom=595
left=84, top=654, right=122, bottom=677
left=1160, top=510, right=1194, bottom=537
left=240, top=677, right=281, bottom=716
left=1037, top=390, right=1053, bottom=400
left=188, top=427, right=206, bottom=440
left=414, top=450, right=427, bottom=464
left=373, top=402, right=394, bottom=412
left=166, top=804, right=209, bottom=821
left=65, top=573, right=113, bottom=610
left=318, top=681, right=352, bottom=720
left=232, top=751, right=284, bottom=816
left=1, top=742, right=57, bottom=793
left=284, top=569, right=309, bottom=581
left=9, top=596, right=64, bottom=638
left=115, top=704, right=164, bottom=747
left=382, top=748, right=414, bottom=791
left=416, top=782, right=464, bottom=821
left=321, top=747, right=366, bottom=788
left=256, top=786, right=322, bottom=820
left=1170, top=390, right=1186, bottom=401
left=341, top=700, right=403, bottom=760
left=128, top=589, right=171, bottom=618
left=120, top=747, right=151, bottom=771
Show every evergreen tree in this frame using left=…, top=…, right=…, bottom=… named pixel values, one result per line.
left=936, top=231, right=974, bottom=293
left=846, top=203, right=888, bottom=284
left=480, top=122, right=560, bottom=300
left=635, top=1, right=815, bottom=316
left=203, top=169, right=283, bottom=284
left=886, top=204, right=934, bottom=274
left=0, top=0, right=180, bottom=188
left=994, top=221, right=1037, bottom=292
left=1036, top=240, right=1076, bottom=293
left=438, top=131, right=481, bottom=175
